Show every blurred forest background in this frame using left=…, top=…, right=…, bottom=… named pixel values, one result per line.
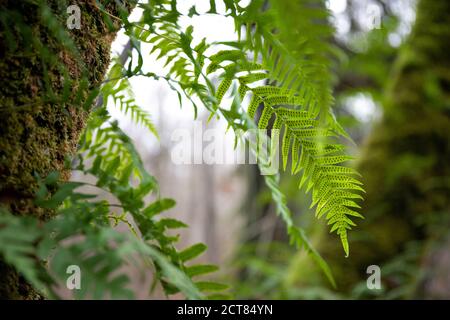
left=0, top=0, right=440, bottom=299
left=70, top=0, right=449, bottom=299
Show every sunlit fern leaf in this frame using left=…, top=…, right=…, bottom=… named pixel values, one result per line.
left=234, top=0, right=363, bottom=254
left=207, top=50, right=364, bottom=256
left=234, top=0, right=340, bottom=126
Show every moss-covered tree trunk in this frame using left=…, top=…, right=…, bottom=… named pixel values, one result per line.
left=0, top=0, right=134, bottom=299
left=289, top=0, right=450, bottom=297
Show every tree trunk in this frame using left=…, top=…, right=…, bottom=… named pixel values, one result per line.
left=288, top=0, right=450, bottom=298
left=0, top=0, right=135, bottom=299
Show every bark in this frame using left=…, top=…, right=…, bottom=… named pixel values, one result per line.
left=288, top=0, right=450, bottom=297
left=0, top=0, right=135, bottom=299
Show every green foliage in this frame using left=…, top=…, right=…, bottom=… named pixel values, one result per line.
left=0, top=0, right=365, bottom=298
left=1, top=115, right=229, bottom=298
left=129, top=0, right=364, bottom=256
left=0, top=0, right=227, bottom=299
left=230, top=241, right=343, bottom=299
left=263, top=175, right=336, bottom=287
left=201, top=1, right=364, bottom=256
left=0, top=211, right=48, bottom=292
left=102, top=59, right=159, bottom=138
left=234, top=0, right=336, bottom=118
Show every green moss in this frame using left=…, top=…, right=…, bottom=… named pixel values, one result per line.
left=0, top=0, right=133, bottom=213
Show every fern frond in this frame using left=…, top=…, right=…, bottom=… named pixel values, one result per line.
left=207, top=48, right=364, bottom=256
left=233, top=0, right=340, bottom=126
left=131, top=21, right=214, bottom=114
left=102, top=60, right=159, bottom=138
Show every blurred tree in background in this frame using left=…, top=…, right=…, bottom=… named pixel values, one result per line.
left=231, top=0, right=450, bottom=299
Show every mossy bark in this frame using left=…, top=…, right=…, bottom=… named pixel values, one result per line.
left=0, top=0, right=135, bottom=299
left=287, top=0, right=450, bottom=297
